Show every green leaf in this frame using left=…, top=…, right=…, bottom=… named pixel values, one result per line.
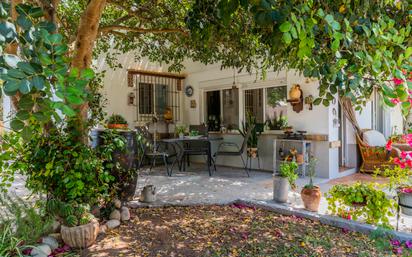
left=322, top=99, right=330, bottom=106
left=18, top=79, right=31, bottom=94
left=290, top=27, right=298, bottom=39
left=61, top=105, right=76, bottom=117
left=48, top=33, right=63, bottom=45
left=17, top=62, right=36, bottom=74
left=282, top=32, right=292, bottom=44
left=31, top=76, right=45, bottom=90
left=331, top=21, right=341, bottom=31
left=16, top=110, right=30, bottom=120
left=317, top=8, right=325, bottom=18
left=80, top=68, right=95, bottom=80
left=18, top=97, right=34, bottom=110
left=21, top=126, right=32, bottom=141
left=3, top=80, right=20, bottom=94
left=66, top=95, right=84, bottom=105
left=325, top=14, right=334, bottom=24
left=405, top=47, right=412, bottom=58
left=279, top=21, right=292, bottom=32
left=331, top=39, right=340, bottom=51
left=10, top=119, right=25, bottom=131
left=16, top=15, right=32, bottom=30
left=7, top=69, right=26, bottom=79
left=0, top=21, right=17, bottom=42
left=28, top=7, right=44, bottom=18
left=313, top=98, right=322, bottom=105
left=33, top=112, right=49, bottom=122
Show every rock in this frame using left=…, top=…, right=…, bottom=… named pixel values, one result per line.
left=99, top=224, right=108, bottom=234
left=109, top=209, right=121, bottom=220
left=41, top=236, right=59, bottom=251
left=113, top=199, right=122, bottom=209
left=51, top=220, right=61, bottom=233
left=30, top=244, right=51, bottom=256
left=120, top=206, right=130, bottom=221
left=106, top=219, right=120, bottom=229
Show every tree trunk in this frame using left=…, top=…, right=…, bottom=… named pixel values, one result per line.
left=6, top=0, right=23, bottom=110
left=71, top=0, right=106, bottom=142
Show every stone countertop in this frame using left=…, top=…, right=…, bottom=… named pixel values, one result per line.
left=208, top=131, right=328, bottom=141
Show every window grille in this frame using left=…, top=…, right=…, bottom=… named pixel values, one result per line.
left=128, top=70, right=184, bottom=123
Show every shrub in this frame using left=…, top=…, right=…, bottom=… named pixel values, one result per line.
left=325, top=183, right=395, bottom=228
left=46, top=199, right=94, bottom=227
left=107, top=114, right=128, bottom=125
left=279, top=161, right=299, bottom=189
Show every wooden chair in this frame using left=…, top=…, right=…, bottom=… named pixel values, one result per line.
left=356, top=129, right=400, bottom=173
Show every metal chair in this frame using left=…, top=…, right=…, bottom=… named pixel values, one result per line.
left=181, top=124, right=214, bottom=176
left=136, top=126, right=178, bottom=176
left=213, top=125, right=255, bottom=177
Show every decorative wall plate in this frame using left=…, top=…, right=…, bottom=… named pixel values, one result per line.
left=185, top=85, right=194, bottom=97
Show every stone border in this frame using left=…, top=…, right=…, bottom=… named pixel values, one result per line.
left=128, top=198, right=412, bottom=241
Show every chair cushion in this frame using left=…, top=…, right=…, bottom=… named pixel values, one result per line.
left=363, top=130, right=387, bottom=147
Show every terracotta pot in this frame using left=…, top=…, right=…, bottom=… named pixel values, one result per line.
left=301, top=186, right=321, bottom=212
left=61, top=220, right=99, bottom=248
left=247, top=148, right=258, bottom=158
left=108, top=123, right=128, bottom=129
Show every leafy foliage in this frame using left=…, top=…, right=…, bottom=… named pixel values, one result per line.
left=238, top=112, right=261, bottom=148
left=304, top=158, right=317, bottom=189
left=46, top=199, right=94, bottom=227
left=279, top=161, right=299, bottom=188
left=0, top=3, right=94, bottom=138
left=107, top=114, right=128, bottom=125
left=0, top=193, right=52, bottom=246
left=0, top=129, right=114, bottom=204
left=326, top=182, right=396, bottom=228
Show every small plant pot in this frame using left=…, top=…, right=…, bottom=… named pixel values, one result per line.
left=179, top=133, right=184, bottom=139
left=301, top=186, right=321, bottom=212
left=399, top=192, right=412, bottom=216
left=108, top=124, right=128, bottom=129
left=61, top=220, right=99, bottom=248
left=273, top=175, right=289, bottom=203
left=247, top=148, right=258, bottom=158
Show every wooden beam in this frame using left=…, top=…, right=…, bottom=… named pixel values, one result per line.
left=127, top=69, right=186, bottom=79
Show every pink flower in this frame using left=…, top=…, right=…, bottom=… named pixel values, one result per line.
left=405, top=241, right=412, bottom=249
left=391, top=239, right=401, bottom=247
left=393, top=78, right=404, bottom=85
left=386, top=139, right=393, bottom=151
left=391, top=98, right=400, bottom=104
left=400, top=187, right=412, bottom=194
left=393, top=246, right=403, bottom=255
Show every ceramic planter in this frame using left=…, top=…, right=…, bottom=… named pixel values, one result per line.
left=107, top=123, right=128, bottom=129
left=273, top=175, right=289, bottom=203
left=61, top=220, right=99, bottom=248
left=301, top=186, right=321, bottom=212
left=247, top=147, right=258, bottom=158
left=399, top=192, right=412, bottom=216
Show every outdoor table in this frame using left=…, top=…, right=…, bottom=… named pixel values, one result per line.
left=161, top=136, right=223, bottom=176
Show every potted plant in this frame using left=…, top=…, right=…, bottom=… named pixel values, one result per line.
left=326, top=182, right=395, bottom=227
left=47, top=200, right=99, bottom=248
left=239, top=112, right=261, bottom=158
left=273, top=161, right=298, bottom=203
left=301, top=158, right=321, bottom=212
left=107, top=114, right=128, bottom=129
left=265, top=111, right=288, bottom=130
left=175, top=124, right=186, bottom=139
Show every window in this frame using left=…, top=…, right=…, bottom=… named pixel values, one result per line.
left=244, top=85, right=287, bottom=130
left=245, top=88, right=263, bottom=123
left=205, top=88, right=239, bottom=131
left=129, top=70, right=183, bottom=123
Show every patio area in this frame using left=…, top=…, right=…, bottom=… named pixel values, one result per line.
left=132, top=164, right=412, bottom=234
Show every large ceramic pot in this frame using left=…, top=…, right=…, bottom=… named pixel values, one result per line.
left=273, top=175, right=289, bottom=203
left=301, top=186, right=321, bottom=212
left=399, top=192, right=412, bottom=216
left=61, top=220, right=99, bottom=248
left=91, top=129, right=139, bottom=201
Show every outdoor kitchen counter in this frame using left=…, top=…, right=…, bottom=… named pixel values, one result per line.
left=208, top=131, right=328, bottom=141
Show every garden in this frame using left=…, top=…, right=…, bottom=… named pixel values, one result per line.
left=0, top=0, right=411, bottom=257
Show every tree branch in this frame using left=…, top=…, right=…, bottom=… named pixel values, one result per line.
left=99, top=25, right=188, bottom=35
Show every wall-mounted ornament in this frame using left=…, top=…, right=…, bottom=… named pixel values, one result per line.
left=128, top=92, right=135, bottom=105
left=287, top=84, right=303, bottom=113
left=185, top=85, right=194, bottom=97
left=332, top=107, right=340, bottom=128
left=304, top=95, right=314, bottom=110
left=164, top=107, right=173, bottom=122
left=190, top=100, right=197, bottom=108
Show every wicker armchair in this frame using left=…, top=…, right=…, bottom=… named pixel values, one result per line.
left=356, top=129, right=408, bottom=173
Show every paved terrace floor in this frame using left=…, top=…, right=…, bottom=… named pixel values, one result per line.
left=132, top=163, right=412, bottom=234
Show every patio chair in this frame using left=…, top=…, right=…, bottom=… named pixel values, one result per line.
left=213, top=125, right=255, bottom=177
left=357, top=129, right=405, bottom=173
left=136, top=126, right=178, bottom=176
left=181, top=124, right=213, bottom=175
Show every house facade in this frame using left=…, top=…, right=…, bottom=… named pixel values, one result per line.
left=0, top=52, right=403, bottom=179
